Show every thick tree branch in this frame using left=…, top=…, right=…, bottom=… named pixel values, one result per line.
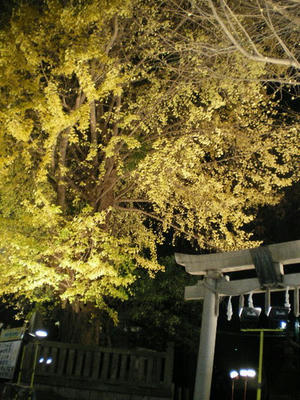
left=117, top=199, right=153, bottom=204
left=113, top=95, right=121, bottom=137
left=74, top=91, right=86, bottom=110
left=114, top=181, right=136, bottom=201
left=90, top=100, right=98, bottom=166
left=221, top=0, right=262, bottom=57
left=57, top=127, right=70, bottom=211
left=106, top=15, right=118, bottom=54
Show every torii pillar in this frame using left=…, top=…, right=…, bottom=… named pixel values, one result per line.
left=175, top=240, right=300, bottom=400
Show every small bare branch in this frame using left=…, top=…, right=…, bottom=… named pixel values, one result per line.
left=114, top=205, right=199, bottom=240
left=208, top=0, right=300, bottom=69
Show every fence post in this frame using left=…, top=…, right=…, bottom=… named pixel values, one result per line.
left=164, top=342, right=174, bottom=384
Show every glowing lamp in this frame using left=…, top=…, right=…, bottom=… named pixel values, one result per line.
left=230, top=370, right=239, bottom=379
left=28, top=311, right=48, bottom=338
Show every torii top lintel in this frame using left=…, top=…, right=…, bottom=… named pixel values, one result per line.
left=175, top=240, right=300, bottom=276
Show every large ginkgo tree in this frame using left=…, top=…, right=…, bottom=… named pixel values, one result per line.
left=0, top=0, right=298, bottom=342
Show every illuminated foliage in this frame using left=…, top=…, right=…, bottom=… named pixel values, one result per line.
left=0, top=0, right=298, bottom=319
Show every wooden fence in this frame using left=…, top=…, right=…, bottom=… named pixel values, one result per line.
left=173, top=386, right=192, bottom=400
left=19, top=340, right=174, bottom=400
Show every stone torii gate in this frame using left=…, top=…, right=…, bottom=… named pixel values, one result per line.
left=175, top=240, right=300, bottom=400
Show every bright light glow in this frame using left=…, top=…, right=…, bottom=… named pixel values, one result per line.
left=35, top=329, right=48, bottom=338
left=240, top=369, right=248, bottom=377
left=39, top=357, right=44, bottom=363
left=46, top=357, right=53, bottom=364
left=247, top=369, right=256, bottom=378
left=230, top=370, right=239, bottom=379
left=239, top=368, right=256, bottom=378
left=280, top=321, right=287, bottom=329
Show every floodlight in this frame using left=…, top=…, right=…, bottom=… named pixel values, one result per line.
left=268, top=306, right=289, bottom=320
left=240, top=307, right=262, bottom=328
left=268, top=306, right=289, bottom=329
left=239, top=368, right=256, bottom=378
left=247, top=369, right=256, bottom=378
left=230, top=370, right=239, bottom=379
left=240, top=307, right=261, bottom=319
left=280, top=321, right=287, bottom=329
left=239, top=369, right=248, bottom=377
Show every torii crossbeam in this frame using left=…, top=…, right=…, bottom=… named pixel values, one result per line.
left=175, top=240, right=300, bottom=400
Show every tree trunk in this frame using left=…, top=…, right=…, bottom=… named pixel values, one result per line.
left=57, top=301, right=101, bottom=345
left=57, top=128, right=69, bottom=212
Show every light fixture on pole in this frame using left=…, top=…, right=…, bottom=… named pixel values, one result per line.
left=28, top=311, right=48, bottom=338
left=229, top=370, right=239, bottom=400
left=240, top=369, right=256, bottom=400
left=16, top=311, right=49, bottom=392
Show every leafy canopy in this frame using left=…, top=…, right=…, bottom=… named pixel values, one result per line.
left=0, top=0, right=299, bottom=315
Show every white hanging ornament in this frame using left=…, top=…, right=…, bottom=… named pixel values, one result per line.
left=239, top=294, right=244, bottom=316
left=248, top=292, right=254, bottom=308
left=285, top=286, right=291, bottom=311
left=227, top=296, right=233, bottom=321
